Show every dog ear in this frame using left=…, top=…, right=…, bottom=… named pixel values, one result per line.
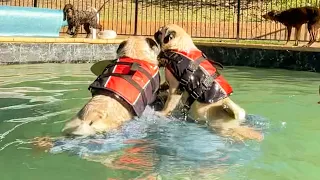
left=145, top=37, right=160, bottom=55
left=63, top=4, right=73, bottom=21
left=116, top=40, right=127, bottom=55
left=154, top=27, right=163, bottom=45
left=270, top=10, right=279, bottom=16
left=63, top=6, right=67, bottom=21
left=145, top=38, right=159, bottom=49
left=163, top=30, right=176, bottom=44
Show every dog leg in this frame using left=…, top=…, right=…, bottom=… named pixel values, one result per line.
left=72, top=24, right=80, bottom=38
left=294, top=25, right=302, bottom=46
left=222, top=97, right=246, bottom=120
left=227, top=126, right=264, bottom=142
left=156, top=69, right=182, bottom=116
left=304, top=22, right=318, bottom=47
left=84, top=23, right=91, bottom=38
left=66, top=25, right=73, bottom=35
left=285, top=26, right=292, bottom=45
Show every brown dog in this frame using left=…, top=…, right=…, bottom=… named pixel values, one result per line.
left=61, top=36, right=161, bottom=136
left=262, top=6, right=320, bottom=47
left=63, top=4, right=102, bottom=38
left=154, top=24, right=263, bottom=142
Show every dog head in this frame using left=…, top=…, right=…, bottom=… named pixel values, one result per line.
left=63, top=4, right=74, bottom=21
left=262, top=10, right=280, bottom=21
left=116, top=36, right=160, bottom=65
left=154, top=24, right=198, bottom=52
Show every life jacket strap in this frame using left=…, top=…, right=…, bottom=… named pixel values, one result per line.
left=99, top=61, right=157, bottom=107
left=180, top=55, right=206, bottom=87
left=105, top=61, right=157, bottom=93
left=184, top=71, right=220, bottom=109
left=101, top=72, right=148, bottom=106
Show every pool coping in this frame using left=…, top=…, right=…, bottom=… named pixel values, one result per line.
left=1, top=36, right=320, bottom=52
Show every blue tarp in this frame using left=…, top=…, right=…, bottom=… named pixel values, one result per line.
left=0, top=6, right=68, bottom=37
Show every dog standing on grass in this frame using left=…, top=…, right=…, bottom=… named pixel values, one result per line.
left=262, top=6, right=320, bottom=47
left=61, top=36, right=161, bottom=136
left=154, top=24, right=263, bottom=142
left=63, top=4, right=102, bottom=38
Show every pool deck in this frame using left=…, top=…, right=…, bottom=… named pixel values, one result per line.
left=1, top=35, right=320, bottom=52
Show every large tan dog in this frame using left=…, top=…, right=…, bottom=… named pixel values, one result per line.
left=61, top=36, right=161, bottom=136
left=154, top=24, right=263, bottom=141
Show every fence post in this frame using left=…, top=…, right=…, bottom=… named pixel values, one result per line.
left=236, top=0, right=240, bottom=42
left=33, top=0, right=37, bottom=7
left=134, top=0, right=138, bottom=35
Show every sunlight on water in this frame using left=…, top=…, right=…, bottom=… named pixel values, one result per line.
left=0, top=64, right=319, bottom=180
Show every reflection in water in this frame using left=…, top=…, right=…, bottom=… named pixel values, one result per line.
left=0, top=64, right=319, bottom=180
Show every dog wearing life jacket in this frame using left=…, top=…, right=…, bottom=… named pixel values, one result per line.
left=61, top=36, right=161, bottom=136
left=153, top=24, right=263, bottom=141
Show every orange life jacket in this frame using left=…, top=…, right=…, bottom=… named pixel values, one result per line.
left=89, top=57, right=160, bottom=117
left=160, top=49, right=233, bottom=107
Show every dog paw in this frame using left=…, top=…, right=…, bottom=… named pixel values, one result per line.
left=230, top=127, right=264, bottom=142
left=234, top=108, right=246, bottom=120
left=32, top=136, right=54, bottom=152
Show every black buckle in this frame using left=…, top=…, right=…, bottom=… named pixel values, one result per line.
left=202, top=53, right=207, bottom=59
left=180, top=78, right=188, bottom=86
left=202, top=73, right=219, bottom=89
left=190, top=91, right=200, bottom=99
left=187, top=63, right=198, bottom=72
left=202, top=75, right=215, bottom=89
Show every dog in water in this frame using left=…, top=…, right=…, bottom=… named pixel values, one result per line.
left=262, top=6, right=320, bottom=47
left=153, top=24, right=263, bottom=141
left=61, top=36, right=161, bottom=136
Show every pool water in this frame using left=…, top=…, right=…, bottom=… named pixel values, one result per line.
left=0, top=64, right=319, bottom=180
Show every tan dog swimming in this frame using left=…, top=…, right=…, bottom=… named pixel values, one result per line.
left=61, top=36, right=161, bottom=136
left=154, top=24, right=263, bottom=141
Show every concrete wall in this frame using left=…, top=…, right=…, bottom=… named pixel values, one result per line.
left=0, top=39, right=319, bottom=72
left=0, top=43, right=118, bottom=64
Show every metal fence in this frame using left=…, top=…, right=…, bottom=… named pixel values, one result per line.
left=1, top=0, right=320, bottom=41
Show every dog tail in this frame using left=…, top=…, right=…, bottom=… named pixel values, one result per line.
left=87, top=6, right=99, bottom=22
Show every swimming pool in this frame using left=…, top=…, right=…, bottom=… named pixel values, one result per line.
left=0, top=63, right=319, bottom=180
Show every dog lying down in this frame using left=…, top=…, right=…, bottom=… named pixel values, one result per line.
left=153, top=24, right=263, bottom=142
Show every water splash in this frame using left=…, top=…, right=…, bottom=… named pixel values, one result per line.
left=49, top=107, right=273, bottom=177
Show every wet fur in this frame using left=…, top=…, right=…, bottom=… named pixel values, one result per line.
left=62, top=36, right=160, bottom=136
left=154, top=24, right=263, bottom=141
left=262, top=6, right=320, bottom=47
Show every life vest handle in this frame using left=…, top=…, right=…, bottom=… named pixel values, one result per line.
left=210, top=60, right=224, bottom=70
